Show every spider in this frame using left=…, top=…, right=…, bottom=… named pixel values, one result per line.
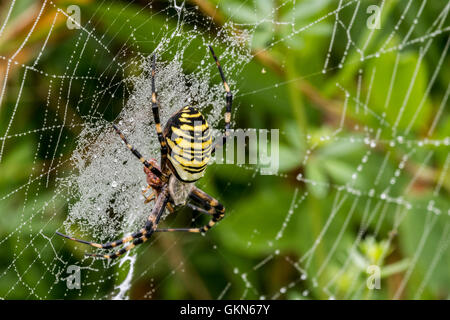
left=56, top=46, right=232, bottom=259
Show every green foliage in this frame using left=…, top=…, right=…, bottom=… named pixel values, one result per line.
left=0, top=0, right=448, bottom=300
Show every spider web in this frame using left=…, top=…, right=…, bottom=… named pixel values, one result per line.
left=0, top=0, right=449, bottom=300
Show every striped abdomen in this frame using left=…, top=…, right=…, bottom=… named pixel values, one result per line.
left=164, top=106, right=212, bottom=182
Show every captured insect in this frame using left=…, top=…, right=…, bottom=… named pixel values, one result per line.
left=56, top=46, right=232, bottom=259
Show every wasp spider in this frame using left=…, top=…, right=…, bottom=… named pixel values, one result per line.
left=56, top=46, right=232, bottom=259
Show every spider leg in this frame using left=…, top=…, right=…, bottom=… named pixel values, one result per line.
left=87, top=186, right=170, bottom=259
left=112, top=124, right=166, bottom=180
left=154, top=203, right=213, bottom=233
left=85, top=232, right=152, bottom=259
left=151, top=54, right=169, bottom=167
left=155, top=186, right=225, bottom=234
left=208, top=46, right=233, bottom=155
left=186, top=203, right=214, bottom=216
left=167, top=202, right=175, bottom=213
left=142, top=186, right=156, bottom=203
left=56, top=229, right=147, bottom=249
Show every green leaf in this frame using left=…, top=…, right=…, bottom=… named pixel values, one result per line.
left=282, top=0, right=332, bottom=21
left=215, top=186, right=304, bottom=256
left=317, top=135, right=365, bottom=160
left=219, top=2, right=258, bottom=24
left=399, top=193, right=450, bottom=298
left=305, top=159, right=328, bottom=198
left=322, top=159, right=355, bottom=185
left=367, top=49, right=432, bottom=133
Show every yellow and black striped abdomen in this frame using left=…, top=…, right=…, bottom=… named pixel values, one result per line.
left=164, top=106, right=212, bottom=182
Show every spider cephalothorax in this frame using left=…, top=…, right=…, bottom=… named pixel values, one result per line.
left=56, top=46, right=231, bottom=259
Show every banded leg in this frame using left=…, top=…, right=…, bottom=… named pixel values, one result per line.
left=142, top=185, right=156, bottom=203
left=87, top=187, right=170, bottom=259
left=56, top=229, right=147, bottom=249
left=151, top=54, right=168, bottom=167
left=167, top=202, right=175, bottom=213
left=208, top=46, right=233, bottom=155
left=156, top=187, right=225, bottom=234
left=56, top=186, right=164, bottom=249
left=154, top=202, right=214, bottom=233
left=112, top=124, right=165, bottom=180
left=186, top=203, right=214, bottom=216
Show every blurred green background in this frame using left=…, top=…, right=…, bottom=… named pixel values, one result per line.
left=0, top=0, right=449, bottom=300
